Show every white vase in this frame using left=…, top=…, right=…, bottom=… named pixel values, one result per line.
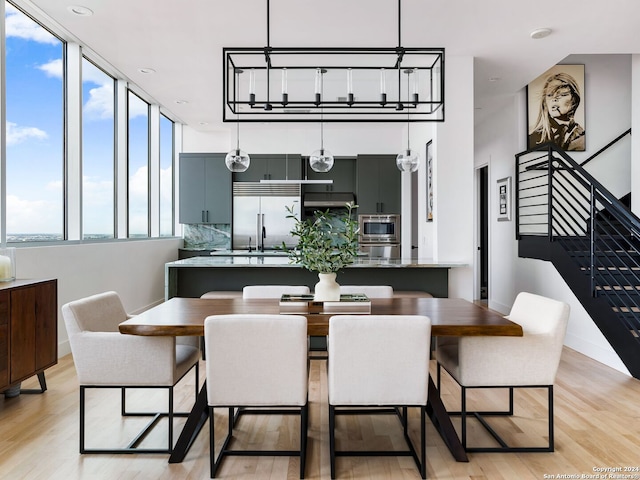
left=314, top=272, right=341, bottom=302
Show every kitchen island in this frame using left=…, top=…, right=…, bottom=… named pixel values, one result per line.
left=165, top=255, right=465, bottom=300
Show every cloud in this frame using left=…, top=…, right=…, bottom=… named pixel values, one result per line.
left=160, top=166, right=173, bottom=202
left=84, top=84, right=115, bottom=120
left=5, top=4, right=59, bottom=45
left=37, top=58, right=63, bottom=79
left=129, top=94, right=149, bottom=119
left=129, top=165, right=149, bottom=198
left=6, top=122, right=48, bottom=146
left=5, top=194, right=60, bottom=234
left=82, top=175, right=114, bottom=207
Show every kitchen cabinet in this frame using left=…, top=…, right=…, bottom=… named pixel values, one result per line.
left=179, top=153, right=231, bottom=224
left=356, top=154, right=401, bottom=214
left=233, top=154, right=301, bottom=182
left=0, top=279, right=57, bottom=394
left=303, top=157, right=356, bottom=193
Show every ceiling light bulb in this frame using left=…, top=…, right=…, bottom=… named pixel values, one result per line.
left=225, top=149, right=250, bottom=172
left=396, top=149, right=419, bottom=173
left=530, top=28, right=552, bottom=39
left=309, top=149, right=334, bottom=173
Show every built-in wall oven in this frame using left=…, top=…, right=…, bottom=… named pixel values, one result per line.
left=358, top=214, right=400, bottom=258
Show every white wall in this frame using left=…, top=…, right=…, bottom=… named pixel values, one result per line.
left=15, top=238, right=182, bottom=357
left=433, top=56, right=475, bottom=300
left=475, top=54, right=633, bottom=375
left=183, top=123, right=406, bottom=157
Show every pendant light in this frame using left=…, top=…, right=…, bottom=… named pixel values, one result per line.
left=396, top=68, right=419, bottom=172
left=309, top=68, right=334, bottom=173
left=225, top=70, right=251, bottom=172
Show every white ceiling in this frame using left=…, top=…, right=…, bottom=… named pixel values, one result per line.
left=19, top=0, right=640, bottom=130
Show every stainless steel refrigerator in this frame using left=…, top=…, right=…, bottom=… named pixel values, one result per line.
left=232, top=182, right=301, bottom=251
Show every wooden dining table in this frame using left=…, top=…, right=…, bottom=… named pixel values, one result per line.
left=119, top=296, right=523, bottom=463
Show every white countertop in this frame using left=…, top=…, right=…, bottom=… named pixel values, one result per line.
left=167, top=256, right=466, bottom=268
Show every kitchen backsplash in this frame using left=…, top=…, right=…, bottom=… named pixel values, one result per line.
left=183, top=224, right=231, bottom=250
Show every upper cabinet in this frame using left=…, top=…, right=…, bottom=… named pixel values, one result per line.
left=356, top=155, right=401, bottom=214
left=179, top=153, right=231, bottom=224
left=303, top=157, right=356, bottom=193
left=233, top=154, right=302, bottom=182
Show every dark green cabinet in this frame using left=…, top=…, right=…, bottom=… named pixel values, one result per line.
left=356, top=155, right=401, bottom=214
left=233, top=154, right=301, bottom=182
left=303, top=157, right=356, bottom=193
left=179, top=153, right=231, bottom=224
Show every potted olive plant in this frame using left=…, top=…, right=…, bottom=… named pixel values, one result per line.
left=283, top=203, right=359, bottom=301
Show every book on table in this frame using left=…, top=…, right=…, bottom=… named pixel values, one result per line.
left=279, top=293, right=371, bottom=313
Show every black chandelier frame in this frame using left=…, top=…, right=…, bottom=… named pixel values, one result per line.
left=222, top=0, right=445, bottom=123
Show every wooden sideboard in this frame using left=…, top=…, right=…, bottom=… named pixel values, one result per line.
left=0, top=279, right=57, bottom=395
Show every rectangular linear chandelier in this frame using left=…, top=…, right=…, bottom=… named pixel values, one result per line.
left=222, top=1, right=445, bottom=123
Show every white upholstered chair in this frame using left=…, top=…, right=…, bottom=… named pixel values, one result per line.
left=242, top=284, right=310, bottom=298
left=436, top=291, right=570, bottom=452
left=200, top=291, right=243, bottom=299
left=338, top=285, right=393, bottom=298
left=204, top=314, right=309, bottom=478
left=327, top=314, right=431, bottom=479
left=62, top=291, right=200, bottom=454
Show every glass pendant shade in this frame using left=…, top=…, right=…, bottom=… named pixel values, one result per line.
left=225, top=149, right=251, bottom=172
left=396, top=149, right=419, bottom=172
left=309, top=149, right=334, bottom=173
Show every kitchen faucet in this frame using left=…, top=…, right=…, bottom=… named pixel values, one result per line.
left=248, top=236, right=252, bottom=252
left=260, top=226, right=266, bottom=252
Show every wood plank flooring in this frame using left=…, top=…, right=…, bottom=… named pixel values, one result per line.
left=1, top=347, right=639, bottom=479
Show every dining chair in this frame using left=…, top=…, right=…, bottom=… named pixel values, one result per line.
left=338, top=285, right=393, bottom=298
left=200, top=291, right=243, bottom=299
left=204, top=314, right=309, bottom=478
left=327, top=314, right=431, bottom=479
left=62, top=291, right=200, bottom=454
left=436, top=291, right=570, bottom=452
left=242, top=284, right=310, bottom=298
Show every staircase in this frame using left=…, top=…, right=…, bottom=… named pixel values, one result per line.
left=515, top=140, right=640, bottom=379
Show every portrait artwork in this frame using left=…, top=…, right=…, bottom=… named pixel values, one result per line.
left=527, top=64, right=585, bottom=152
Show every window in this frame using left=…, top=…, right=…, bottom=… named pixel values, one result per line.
left=159, top=114, right=174, bottom=236
left=5, top=2, right=64, bottom=242
left=82, top=57, right=115, bottom=239
left=128, top=91, right=149, bottom=237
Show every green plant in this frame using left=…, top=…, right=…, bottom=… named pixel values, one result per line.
left=283, top=203, right=359, bottom=274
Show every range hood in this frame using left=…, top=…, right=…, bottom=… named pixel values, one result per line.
left=303, top=192, right=356, bottom=208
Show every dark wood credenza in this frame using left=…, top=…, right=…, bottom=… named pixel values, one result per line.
left=0, top=278, right=58, bottom=396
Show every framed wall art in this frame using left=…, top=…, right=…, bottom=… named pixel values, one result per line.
left=426, top=140, right=433, bottom=222
left=497, top=176, right=511, bottom=222
left=526, top=64, right=585, bottom=152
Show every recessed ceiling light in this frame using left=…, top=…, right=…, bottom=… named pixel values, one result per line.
left=199, top=122, right=209, bottom=126
left=530, top=28, right=552, bottom=40
left=67, top=5, right=93, bottom=16
left=175, top=100, right=189, bottom=104
left=489, top=77, right=501, bottom=82
left=138, top=67, right=156, bottom=74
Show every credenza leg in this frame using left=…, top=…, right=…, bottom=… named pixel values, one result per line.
left=19, top=371, right=48, bottom=394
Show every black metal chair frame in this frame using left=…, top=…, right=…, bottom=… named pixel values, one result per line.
left=437, top=362, right=554, bottom=453
left=209, top=400, right=309, bottom=479
left=328, top=404, right=427, bottom=479
left=79, top=362, right=199, bottom=454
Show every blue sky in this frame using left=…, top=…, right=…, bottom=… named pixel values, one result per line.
left=4, top=3, right=173, bottom=237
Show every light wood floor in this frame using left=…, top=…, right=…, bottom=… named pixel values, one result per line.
left=1, top=347, right=639, bottom=479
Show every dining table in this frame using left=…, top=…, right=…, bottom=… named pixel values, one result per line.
left=119, top=296, right=523, bottom=463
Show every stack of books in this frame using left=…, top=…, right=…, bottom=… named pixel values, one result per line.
left=279, top=293, right=371, bottom=314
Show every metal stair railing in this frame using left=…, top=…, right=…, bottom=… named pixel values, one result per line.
left=516, top=143, right=640, bottom=339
